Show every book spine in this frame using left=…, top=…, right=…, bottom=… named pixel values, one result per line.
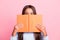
left=28, top=15, right=29, bottom=32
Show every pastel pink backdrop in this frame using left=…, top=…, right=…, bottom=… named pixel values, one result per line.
left=0, top=0, right=60, bottom=40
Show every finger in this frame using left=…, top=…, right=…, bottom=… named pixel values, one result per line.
left=14, top=24, right=20, bottom=29
left=35, top=24, right=45, bottom=31
left=18, top=24, right=24, bottom=28
left=35, top=24, right=42, bottom=28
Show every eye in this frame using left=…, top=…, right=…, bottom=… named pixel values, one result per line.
left=24, top=13, right=28, bottom=15
left=31, top=13, right=34, bottom=15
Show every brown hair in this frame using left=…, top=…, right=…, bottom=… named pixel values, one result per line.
left=22, top=5, right=36, bottom=15
left=18, top=5, right=44, bottom=40
left=18, top=32, right=44, bottom=40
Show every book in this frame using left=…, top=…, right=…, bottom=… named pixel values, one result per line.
left=17, top=15, right=42, bottom=32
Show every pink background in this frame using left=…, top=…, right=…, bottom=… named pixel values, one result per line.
left=0, top=0, right=60, bottom=40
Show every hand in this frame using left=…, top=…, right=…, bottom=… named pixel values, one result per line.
left=14, top=24, right=23, bottom=31
left=12, top=24, right=23, bottom=36
left=35, top=24, right=45, bottom=31
left=35, top=24, right=47, bottom=36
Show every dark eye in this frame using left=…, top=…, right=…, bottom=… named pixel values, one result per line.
left=24, top=13, right=28, bottom=15
left=31, top=13, right=34, bottom=15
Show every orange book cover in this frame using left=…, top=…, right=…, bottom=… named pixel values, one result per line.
left=17, top=15, right=42, bottom=32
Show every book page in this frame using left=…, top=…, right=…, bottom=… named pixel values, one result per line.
left=29, top=15, right=42, bottom=32
left=17, top=15, right=28, bottom=32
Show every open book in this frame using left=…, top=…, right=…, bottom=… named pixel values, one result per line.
left=17, top=15, right=42, bottom=32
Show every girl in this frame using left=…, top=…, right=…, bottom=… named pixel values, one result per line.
left=10, top=5, right=48, bottom=40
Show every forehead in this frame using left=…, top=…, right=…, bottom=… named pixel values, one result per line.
left=25, top=8, right=33, bottom=12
